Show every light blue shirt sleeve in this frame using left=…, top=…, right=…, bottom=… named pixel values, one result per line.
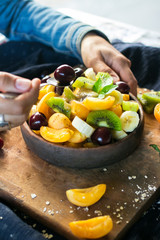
left=0, top=0, right=109, bottom=61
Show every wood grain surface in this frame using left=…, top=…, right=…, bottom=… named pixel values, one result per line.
left=0, top=105, right=160, bottom=240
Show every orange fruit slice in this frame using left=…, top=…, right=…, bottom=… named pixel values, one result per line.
left=83, top=96, right=115, bottom=111
left=69, top=215, right=113, bottom=239
left=122, top=93, right=130, bottom=101
left=38, top=84, right=55, bottom=100
left=71, top=100, right=90, bottom=120
left=109, top=104, right=122, bottom=117
left=66, top=184, right=106, bottom=207
left=40, top=126, right=74, bottom=143
left=37, top=92, right=55, bottom=119
left=68, top=128, right=87, bottom=143
left=154, top=103, right=160, bottom=123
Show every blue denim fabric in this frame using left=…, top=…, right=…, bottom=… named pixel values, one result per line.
left=0, top=203, right=46, bottom=240
left=0, top=0, right=109, bottom=61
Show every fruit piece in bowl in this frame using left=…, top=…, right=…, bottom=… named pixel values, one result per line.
left=21, top=65, right=144, bottom=168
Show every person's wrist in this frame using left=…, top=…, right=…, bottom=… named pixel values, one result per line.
left=81, top=30, right=110, bottom=47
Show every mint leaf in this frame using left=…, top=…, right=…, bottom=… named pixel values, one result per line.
left=93, top=72, right=113, bottom=94
left=92, top=78, right=102, bottom=93
left=98, top=84, right=117, bottom=99
left=149, top=144, right=160, bottom=153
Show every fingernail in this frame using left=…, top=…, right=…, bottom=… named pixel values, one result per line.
left=15, top=78, right=31, bottom=91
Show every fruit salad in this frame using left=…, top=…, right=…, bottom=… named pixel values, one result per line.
left=28, top=64, right=141, bottom=147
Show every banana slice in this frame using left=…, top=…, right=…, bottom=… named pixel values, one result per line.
left=72, top=116, right=95, bottom=138
left=112, top=129, right=128, bottom=140
left=120, top=111, right=139, bottom=132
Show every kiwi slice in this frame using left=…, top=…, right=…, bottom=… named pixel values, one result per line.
left=47, top=97, right=71, bottom=118
left=96, top=72, right=113, bottom=85
left=142, top=91, right=160, bottom=104
left=86, top=110, right=122, bottom=131
left=62, top=86, right=77, bottom=102
left=137, top=93, right=155, bottom=114
left=72, top=77, right=95, bottom=90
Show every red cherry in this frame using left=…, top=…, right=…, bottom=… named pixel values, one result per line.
left=54, top=64, right=76, bottom=86
left=116, top=81, right=130, bottom=94
left=91, top=127, right=112, bottom=146
left=29, top=112, right=48, bottom=130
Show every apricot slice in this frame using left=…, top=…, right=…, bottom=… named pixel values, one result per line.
left=71, top=100, right=90, bottom=120
left=68, top=128, right=87, bottom=143
left=122, top=93, right=130, bottom=101
left=66, top=184, right=106, bottom=207
left=40, top=126, right=74, bottom=143
left=38, top=85, right=55, bottom=100
left=48, top=113, right=72, bottom=129
left=109, top=104, right=122, bottom=117
left=83, top=96, right=115, bottom=111
left=69, top=215, right=113, bottom=239
left=37, top=92, right=55, bottom=119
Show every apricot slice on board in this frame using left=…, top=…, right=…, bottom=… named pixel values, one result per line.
left=69, top=215, right=113, bottom=239
left=66, top=184, right=106, bottom=207
left=37, top=92, right=55, bottom=119
left=83, top=96, right=115, bottom=110
left=40, top=126, right=74, bottom=143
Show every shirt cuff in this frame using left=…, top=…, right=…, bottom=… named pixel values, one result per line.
left=66, top=23, right=110, bottom=62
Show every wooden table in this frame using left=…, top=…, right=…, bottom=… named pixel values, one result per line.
left=0, top=92, right=160, bottom=240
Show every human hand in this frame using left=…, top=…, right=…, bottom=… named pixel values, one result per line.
left=81, top=32, right=137, bottom=96
left=0, top=72, right=40, bottom=130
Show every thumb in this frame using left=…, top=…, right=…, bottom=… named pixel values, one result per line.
left=0, top=72, right=32, bottom=93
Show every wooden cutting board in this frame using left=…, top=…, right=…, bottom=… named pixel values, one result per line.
left=0, top=108, right=160, bottom=240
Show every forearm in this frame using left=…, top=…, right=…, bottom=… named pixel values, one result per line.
left=0, top=0, right=109, bottom=60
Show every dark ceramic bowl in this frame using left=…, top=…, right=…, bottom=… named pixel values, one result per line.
left=21, top=93, right=144, bottom=169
